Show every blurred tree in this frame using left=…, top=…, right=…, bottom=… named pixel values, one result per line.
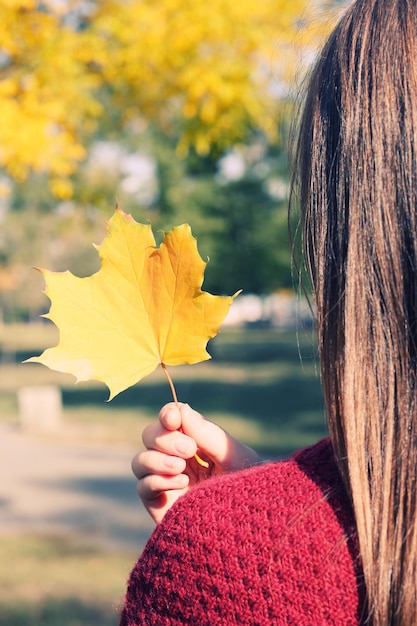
left=0, top=0, right=335, bottom=317
left=0, top=0, right=326, bottom=196
left=0, top=0, right=103, bottom=198
left=118, top=130, right=293, bottom=296
left=92, top=0, right=316, bottom=156
left=1, top=128, right=291, bottom=318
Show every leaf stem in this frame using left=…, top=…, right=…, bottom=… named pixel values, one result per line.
left=161, top=362, right=178, bottom=404
left=160, top=363, right=209, bottom=468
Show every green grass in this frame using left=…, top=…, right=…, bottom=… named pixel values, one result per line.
left=0, top=534, right=134, bottom=626
left=0, top=322, right=327, bottom=624
left=0, top=322, right=326, bottom=457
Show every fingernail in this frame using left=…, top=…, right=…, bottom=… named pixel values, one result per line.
left=176, top=474, right=189, bottom=488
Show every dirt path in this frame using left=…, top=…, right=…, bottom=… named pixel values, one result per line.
left=0, top=423, right=154, bottom=553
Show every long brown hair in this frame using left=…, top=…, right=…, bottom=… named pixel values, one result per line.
left=292, top=0, right=417, bottom=623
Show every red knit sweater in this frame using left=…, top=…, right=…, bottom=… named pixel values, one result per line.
left=120, top=439, right=364, bottom=625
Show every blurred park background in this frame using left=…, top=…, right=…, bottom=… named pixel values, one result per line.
left=0, top=0, right=346, bottom=624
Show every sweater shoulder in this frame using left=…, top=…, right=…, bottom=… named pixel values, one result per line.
left=121, top=439, right=363, bottom=625
left=168, top=437, right=348, bottom=525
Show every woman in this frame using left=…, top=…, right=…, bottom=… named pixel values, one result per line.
left=121, top=0, right=417, bottom=623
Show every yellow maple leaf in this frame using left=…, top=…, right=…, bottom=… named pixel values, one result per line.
left=28, top=207, right=239, bottom=400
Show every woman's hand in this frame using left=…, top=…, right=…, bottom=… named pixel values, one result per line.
left=132, top=402, right=260, bottom=524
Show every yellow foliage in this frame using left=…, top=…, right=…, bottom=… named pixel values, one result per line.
left=49, top=177, right=74, bottom=199
left=0, top=0, right=330, bottom=193
left=28, top=208, right=238, bottom=399
left=0, top=1, right=101, bottom=190
left=93, top=0, right=320, bottom=154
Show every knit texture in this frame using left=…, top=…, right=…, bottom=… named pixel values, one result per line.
left=120, top=439, right=364, bottom=625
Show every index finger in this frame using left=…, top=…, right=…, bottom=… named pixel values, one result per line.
left=142, top=421, right=197, bottom=458
left=158, top=402, right=184, bottom=431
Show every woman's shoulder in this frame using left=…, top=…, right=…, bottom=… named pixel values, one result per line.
left=171, top=437, right=349, bottom=525
left=121, top=439, right=364, bottom=625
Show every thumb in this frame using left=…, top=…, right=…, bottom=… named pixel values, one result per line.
left=179, top=403, right=259, bottom=471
